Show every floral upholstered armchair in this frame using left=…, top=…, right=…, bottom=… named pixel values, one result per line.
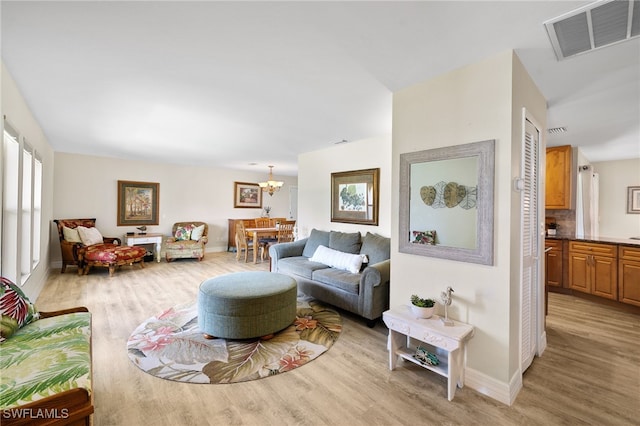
left=165, top=222, right=208, bottom=262
left=53, top=218, right=121, bottom=273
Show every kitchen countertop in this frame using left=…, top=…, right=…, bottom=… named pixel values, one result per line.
left=545, top=234, right=640, bottom=247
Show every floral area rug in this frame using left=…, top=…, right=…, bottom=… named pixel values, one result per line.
left=127, top=297, right=342, bottom=384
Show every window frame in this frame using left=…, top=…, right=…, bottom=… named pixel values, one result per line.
left=2, top=118, right=43, bottom=285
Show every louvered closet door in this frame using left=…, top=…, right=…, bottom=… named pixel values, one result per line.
left=521, top=118, right=540, bottom=373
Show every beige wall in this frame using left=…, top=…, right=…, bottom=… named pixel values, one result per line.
left=51, top=153, right=297, bottom=264
left=593, top=158, right=640, bottom=238
left=297, top=135, right=392, bottom=238
left=1, top=63, right=56, bottom=300
left=392, top=50, right=546, bottom=404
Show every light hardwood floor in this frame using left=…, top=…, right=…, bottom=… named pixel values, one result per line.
left=36, top=253, right=639, bottom=425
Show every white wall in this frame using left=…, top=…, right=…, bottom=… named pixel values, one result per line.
left=1, top=62, right=56, bottom=300
left=392, top=51, right=546, bottom=404
left=297, top=134, right=392, bottom=239
left=51, top=153, right=297, bottom=264
left=593, top=158, right=640, bottom=238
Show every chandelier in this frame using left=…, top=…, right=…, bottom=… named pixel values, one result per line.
left=258, top=165, right=284, bottom=196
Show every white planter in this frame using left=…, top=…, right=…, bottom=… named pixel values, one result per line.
left=411, top=305, right=435, bottom=319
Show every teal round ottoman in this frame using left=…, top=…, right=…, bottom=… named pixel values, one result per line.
left=197, top=271, right=297, bottom=339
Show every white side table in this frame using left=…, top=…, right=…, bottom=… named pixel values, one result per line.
left=124, top=233, right=164, bottom=263
left=383, top=305, right=474, bottom=401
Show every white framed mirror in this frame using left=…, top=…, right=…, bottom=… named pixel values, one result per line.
left=399, top=139, right=495, bottom=265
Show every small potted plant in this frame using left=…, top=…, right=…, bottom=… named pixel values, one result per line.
left=547, top=222, right=558, bottom=236
left=410, top=294, right=436, bottom=319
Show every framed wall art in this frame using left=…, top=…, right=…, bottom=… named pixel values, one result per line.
left=234, top=182, right=263, bottom=208
left=331, top=168, right=379, bottom=225
left=117, top=180, right=159, bottom=226
left=627, top=186, right=640, bottom=214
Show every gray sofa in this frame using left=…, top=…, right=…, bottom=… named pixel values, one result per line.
left=270, top=229, right=390, bottom=326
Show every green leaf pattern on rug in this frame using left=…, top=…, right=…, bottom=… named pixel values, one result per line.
left=203, top=326, right=301, bottom=383
left=127, top=298, right=342, bottom=384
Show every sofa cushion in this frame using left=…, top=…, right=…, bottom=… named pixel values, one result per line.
left=277, top=256, right=329, bottom=280
left=63, top=226, right=82, bottom=243
left=77, top=226, right=103, bottom=246
left=329, top=231, right=361, bottom=254
left=191, top=224, right=205, bottom=240
left=175, top=225, right=193, bottom=241
left=312, top=268, right=361, bottom=294
left=310, top=245, right=366, bottom=274
left=360, top=232, right=391, bottom=266
left=0, top=277, right=39, bottom=343
left=0, top=311, right=91, bottom=409
left=302, top=229, right=330, bottom=258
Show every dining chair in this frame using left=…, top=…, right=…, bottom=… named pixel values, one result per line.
left=255, top=218, right=270, bottom=228
left=268, top=217, right=286, bottom=227
left=257, top=217, right=278, bottom=260
left=235, top=221, right=254, bottom=263
left=261, top=220, right=296, bottom=261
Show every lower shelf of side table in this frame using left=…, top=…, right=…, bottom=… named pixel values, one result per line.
left=395, top=345, right=449, bottom=378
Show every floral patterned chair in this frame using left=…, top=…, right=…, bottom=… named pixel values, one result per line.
left=165, top=222, right=209, bottom=262
left=53, top=218, right=121, bottom=273
left=54, top=218, right=146, bottom=276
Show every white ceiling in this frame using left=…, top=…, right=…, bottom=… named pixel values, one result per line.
left=2, top=1, right=639, bottom=176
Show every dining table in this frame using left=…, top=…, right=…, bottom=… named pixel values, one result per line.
left=244, top=227, right=278, bottom=263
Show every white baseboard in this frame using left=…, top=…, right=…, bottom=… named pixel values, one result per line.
left=465, top=367, right=522, bottom=406
left=538, top=330, right=548, bottom=356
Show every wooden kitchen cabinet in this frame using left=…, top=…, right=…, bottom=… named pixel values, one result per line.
left=568, top=241, right=617, bottom=300
left=545, top=239, right=563, bottom=287
left=545, top=145, right=572, bottom=209
left=618, top=246, right=640, bottom=307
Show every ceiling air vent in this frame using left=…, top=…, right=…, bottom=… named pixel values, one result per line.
left=544, top=0, right=640, bottom=60
left=548, top=127, right=568, bottom=134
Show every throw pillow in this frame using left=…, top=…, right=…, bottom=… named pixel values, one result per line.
left=329, top=231, right=362, bottom=254
left=0, top=277, right=39, bottom=343
left=175, top=225, right=193, bottom=241
left=77, top=226, right=104, bottom=246
left=412, top=230, right=437, bottom=245
left=302, top=229, right=330, bottom=258
left=309, top=245, right=366, bottom=274
left=62, top=226, right=82, bottom=243
left=190, top=224, right=205, bottom=241
left=360, top=232, right=391, bottom=265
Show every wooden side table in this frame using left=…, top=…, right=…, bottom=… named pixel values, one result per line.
left=383, top=305, right=474, bottom=401
left=124, top=233, right=164, bottom=263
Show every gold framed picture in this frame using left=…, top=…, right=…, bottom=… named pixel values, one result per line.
left=628, top=186, right=640, bottom=214
left=331, top=168, right=379, bottom=225
left=234, top=182, right=263, bottom=208
left=117, top=180, right=159, bottom=226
